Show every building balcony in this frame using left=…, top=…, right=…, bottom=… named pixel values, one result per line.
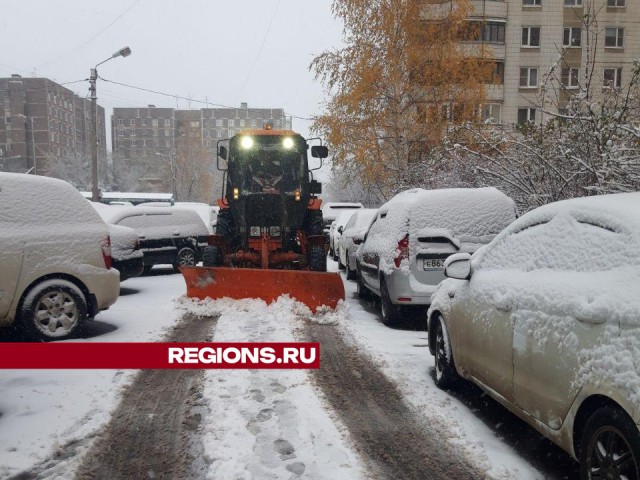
left=469, top=0, right=508, bottom=18
left=484, top=84, right=504, bottom=101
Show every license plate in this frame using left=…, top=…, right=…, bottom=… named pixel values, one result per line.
left=423, top=258, right=445, bottom=271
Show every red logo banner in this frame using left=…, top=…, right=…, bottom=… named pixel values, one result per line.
left=0, top=342, right=320, bottom=369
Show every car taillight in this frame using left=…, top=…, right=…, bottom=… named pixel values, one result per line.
left=102, top=236, right=112, bottom=269
left=394, top=234, right=409, bottom=268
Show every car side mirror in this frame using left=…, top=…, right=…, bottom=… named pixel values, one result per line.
left=444, top=253, right=472, bottom=280
left=311, top=146, right=328, bottom=158
left=309, top=180, right=322, bottom=194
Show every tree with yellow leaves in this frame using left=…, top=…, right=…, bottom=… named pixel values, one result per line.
left=311, top=0, right=492, bottom=200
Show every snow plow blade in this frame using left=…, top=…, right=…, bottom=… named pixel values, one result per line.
left=180, top=266, right=345, bottom=313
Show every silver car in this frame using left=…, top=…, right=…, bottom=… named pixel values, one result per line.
left=356, top=188, right=516, bottom=325
left=428, top=192, right=640, bottom=478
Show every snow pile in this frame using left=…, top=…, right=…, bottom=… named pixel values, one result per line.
left=176, top=294, right=349, bottom=326
left=360, top=187, right=516, bottom=274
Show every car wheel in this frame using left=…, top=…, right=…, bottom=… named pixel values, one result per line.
left=346, top=254, right=356, bottom=280
left=580, top=406, right=640, bottom=480
left=433, top=315, right=460, bottom=389
left=20, top=279, right=87, bottom=341
left=380, top=278, right=401, bottom=326
left=174, top=247, right=196, bottom=271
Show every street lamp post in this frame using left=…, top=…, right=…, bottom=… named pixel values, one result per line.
left=90, top=46, right=132, bottom=202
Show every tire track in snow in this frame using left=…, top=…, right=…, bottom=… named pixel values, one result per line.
left=305, top=322, right=483, bottom=480
left=72, top=312, right=218, bottom=480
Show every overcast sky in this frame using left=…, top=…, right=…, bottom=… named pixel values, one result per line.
left=0, top=0, right=343, bottom=142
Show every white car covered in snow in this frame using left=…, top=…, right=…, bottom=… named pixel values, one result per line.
left=357, top=187, right=516, bottom=325
left=337, top=208, right=378, bottom=279
left=427, top=192, right=640, bottom=478
left=0, top=173, right=120, bottom=340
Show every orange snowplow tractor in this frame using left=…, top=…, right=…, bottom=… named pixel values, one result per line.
left=180, top=266, right=345, bottom=313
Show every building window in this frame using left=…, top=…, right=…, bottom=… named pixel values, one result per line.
left=520, top=67, right=538, bottom=88
left=228, top=119, right=235, bottom=127
left=482, top=104, right=502, bottom=124
left=607, top=0, right=625, bottom=5
left=141, top=118, right=147, bottom=126
left=523, top=0, right=541, bottom=5
left=164, top=130, right=171, bottom=137
left=190, top=120, right=200, bottom=128
left=216, top=129, right=222, bottom=137
left=517, top=108, right=536, bottom=125
left=251, top=119, right=257, bottom=127
left=605, top=27, right=624, bottom=47
left=564, top=0, right=582, bottom=5
left=522, top=27, right=541, bottom=47
left=152, top=119, right=159, bottom=127
left=118, top=130, right=124, bottom=137
left=117, top=118, right=124, bottom=125
left=604, top=68, right=622, bottom=88
left=482, top=22, right=506, bottom=43
left=228, top=129, right=234, bottom=137
left=129, top=119, right=135, bottom=126
left=239, top=119, right=245, bottom=127
left=216, top=119, right=223, bottom=127
left=164, top=119, right=171, bottom=127
left=563, top=27, right=581, bottom=47
left=561, top=68, right=580, bottom=88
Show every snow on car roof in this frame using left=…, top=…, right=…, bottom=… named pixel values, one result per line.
left=1, top=173, right=102, bottom=226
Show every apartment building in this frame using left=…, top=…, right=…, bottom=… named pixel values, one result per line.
left=111, top=103, right=291, bottom=195
left=0, top=75, right=106, bottom=181
left=465, top=0, right=639, bottom=124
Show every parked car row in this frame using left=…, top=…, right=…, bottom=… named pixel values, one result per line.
left=336, top=188, right=640, bottom=479
left=0, top=173, right=214, bottom=341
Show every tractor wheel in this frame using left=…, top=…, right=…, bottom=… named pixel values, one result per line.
left=309, top=246, right=327, bottom=272
left=216, top=208, right=234, bottom=238
left=203, top=246, right=222, bottom=267
left=304, top=210, right=323, bottom=237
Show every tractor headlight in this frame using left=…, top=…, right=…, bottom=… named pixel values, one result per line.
left=250, top=226, right=261, bottom=237
left=240, top=136, right=254, bottom=149
left=269, top=226, right=281, bottom=237
left=282, top=137, right=294, bottom=149
left=233, top=187, right=239, bottom=200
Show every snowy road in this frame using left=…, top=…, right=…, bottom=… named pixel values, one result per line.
left=0, top=263, right=580, bottom=479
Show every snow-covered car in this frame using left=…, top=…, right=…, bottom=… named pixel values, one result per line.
left=0, top=173, right=120, bottom=340
left=427, top=192, right=640, bottom=478
left=356, top=188, right=516, bottom=325
left=329, top=210, right=358, bottom=261
left=91, top=203, right=144, bottom=281
left=337, top=208, right=378, bottom=279
left=107, top=224, right=144, bottom=281
left=321, top=202, right=364, bottom=247
left=100, top=206, right=210, bottom=272
left=321, top=201, right=364, bottom=228
left=139, top=201, right=216, bottom=235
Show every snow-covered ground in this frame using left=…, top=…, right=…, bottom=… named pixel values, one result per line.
left=0, top=262, right=552, bottom=479
left=0, top=268, right=185, bottom=479
left=334, top=264, right=542, bottom=479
